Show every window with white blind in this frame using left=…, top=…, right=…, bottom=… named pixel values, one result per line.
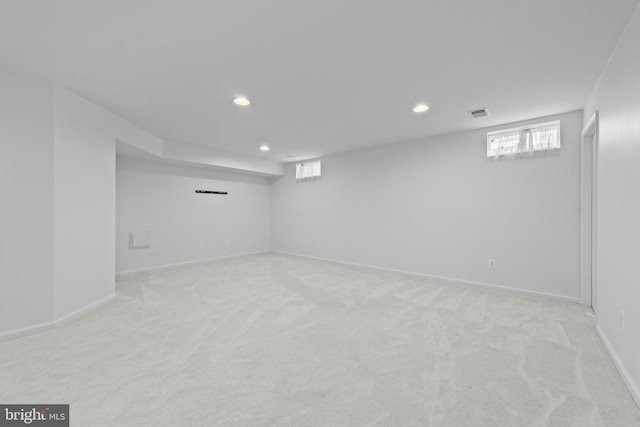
left=487, top=120, right=560, bottom=159
left=295, top=161, right=321, bottom=182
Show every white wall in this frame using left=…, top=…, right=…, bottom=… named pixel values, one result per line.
left=0, top=69, right=54, bottom=334
left=584, top=3, right=640, bottom=405
left=116, top=158, right=271, bottom=273
left=53, top=86, right=118, bottom=319
left=0, top=79, right=171, bottom=340
left=271, top=111, right=582, bottom=301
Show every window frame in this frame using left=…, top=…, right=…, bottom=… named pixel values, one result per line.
left=295, top=160, right=321, bottom=182
left=486, top=120, right=561, bottom=158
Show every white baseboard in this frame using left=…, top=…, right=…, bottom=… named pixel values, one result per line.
left=596, top=324, right=640, bottom=409
left=116, top=250, right=271, bottom=275
left=270, top=250, right=580, bottom=304
left=0, top=320, right=55, bottom=343
left=54, top=293, right=116, bottom=327
left=0, top=293, right=116, bottom=343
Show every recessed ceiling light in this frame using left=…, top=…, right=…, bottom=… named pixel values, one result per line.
left=233, top=96, right=251, bottom=106
left=413, top=104, right=430, bottom=113
left=259, top=145, right=270, bottom=152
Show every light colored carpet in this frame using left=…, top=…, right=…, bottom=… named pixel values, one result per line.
left=1, top=252, right=639, bottom=426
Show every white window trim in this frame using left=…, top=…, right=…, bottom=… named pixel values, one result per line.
left=487, top=120, right=561, bottom=159
left=295, top=160, right=321, bottom=182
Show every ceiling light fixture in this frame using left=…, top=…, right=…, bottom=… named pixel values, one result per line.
left=259, top=145, right=270, bottom=152
left=233, top=96, right=251, bottom=106
left=413, top=104, right=430, bottom=113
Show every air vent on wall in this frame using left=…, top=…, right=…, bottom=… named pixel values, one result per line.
left=469, top=108, right=490, bottom=118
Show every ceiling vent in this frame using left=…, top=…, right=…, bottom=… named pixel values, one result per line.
left=469, top=108, right=490, bottom=118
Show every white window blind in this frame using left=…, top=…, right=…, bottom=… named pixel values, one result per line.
left=487, top=120, right=560, bottom=159
left=295, top=161, right=321, bottom=182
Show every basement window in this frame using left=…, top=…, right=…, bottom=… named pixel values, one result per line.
left=487, top=120, right=560, bottom=159
left=296, top=161, right=321, bottom=182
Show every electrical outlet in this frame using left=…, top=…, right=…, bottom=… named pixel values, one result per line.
left=316, top=241, right=322, bottom=247
left=224, top=240, right=229, bottom=246
left=488, top=259, right=496, bottom=268
left=621, top=310, right=625, bottom=331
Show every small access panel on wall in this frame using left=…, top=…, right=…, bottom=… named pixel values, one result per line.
left=129, top=231, right=150, bottom=250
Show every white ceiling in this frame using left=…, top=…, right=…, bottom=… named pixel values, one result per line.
left=1, top=0, right=638, bottom=162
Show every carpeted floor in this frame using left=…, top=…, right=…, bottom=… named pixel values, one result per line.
left=1, top=252, right=639, bottom=426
